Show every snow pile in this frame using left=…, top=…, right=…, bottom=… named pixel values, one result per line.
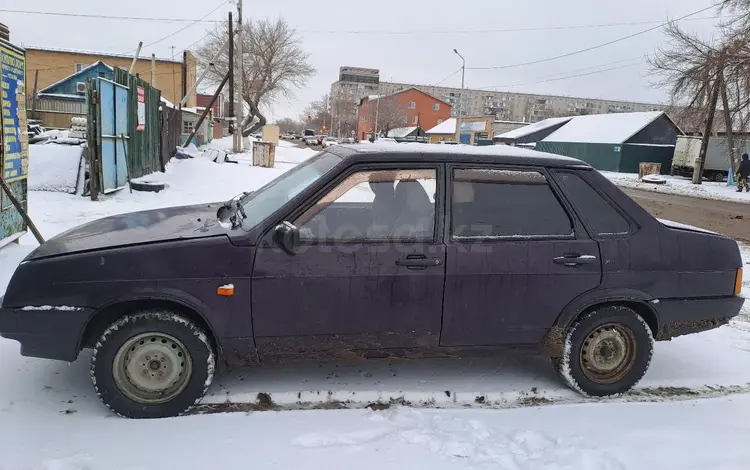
left=494, top=116, right=571, bottom=140
left=28, top=144, right=85, bottom=194
left=604, top=171, right=750, bottom=203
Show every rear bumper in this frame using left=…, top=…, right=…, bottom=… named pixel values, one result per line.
left=653, top=296, right=745, bottom=341
left=0, top=296, right=93, bottom=362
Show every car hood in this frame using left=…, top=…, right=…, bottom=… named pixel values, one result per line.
left=28, top=202, right=230, bottom=260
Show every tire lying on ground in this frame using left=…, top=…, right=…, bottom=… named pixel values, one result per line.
left=552, top=305, right=654, bottom=397
left=130, top=180, right=166, bottom=193
left=91, top=311, right=215, bottom=418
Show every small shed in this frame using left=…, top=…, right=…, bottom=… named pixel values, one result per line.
left=535, top=112, right=683, bottom=174
left=494, top=116, right=572, bottom=145
left=34, top=61, right=113, bottom=128
left=387, top=126, right=427, bottom=142
left=426, top=118, right=457, bottom=144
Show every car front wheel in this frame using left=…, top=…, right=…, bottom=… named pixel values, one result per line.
left=552, top=305, right=654, bottom=397
left=91, top=311, right=216, bottom=418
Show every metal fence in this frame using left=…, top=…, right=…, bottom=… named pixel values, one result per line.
left=113, top=68, right=162, bottom=178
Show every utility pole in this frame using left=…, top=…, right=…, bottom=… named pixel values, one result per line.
left=719, top=72, right=738, bottom=176
left=233, top=0, right=244, bottom=153
left=694, top=63, right=722, bottom=185
left=151, top=54, right=156, bottom=87
left=228, top=11, right=235, bottom=136
left=454, top=49, right=465, bottom=144
left=128, top=41, right=143, bottom=75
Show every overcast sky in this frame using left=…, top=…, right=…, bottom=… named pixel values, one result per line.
left=1, top=0, right=721, bottom=120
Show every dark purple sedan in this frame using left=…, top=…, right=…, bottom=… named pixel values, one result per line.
left=0, top=144, right=744, bottom=418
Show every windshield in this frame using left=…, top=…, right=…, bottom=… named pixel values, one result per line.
left=239, top=152, right=342, bottom=230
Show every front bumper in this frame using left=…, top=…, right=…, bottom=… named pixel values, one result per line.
left=653, top=296, right=745, bottom=340
left=0, top=296, right=93, bottom=362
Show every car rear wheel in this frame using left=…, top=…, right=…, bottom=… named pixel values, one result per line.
left=91, top=311, right=215, bottom=418
left=552, top=305, right=654, bottom=397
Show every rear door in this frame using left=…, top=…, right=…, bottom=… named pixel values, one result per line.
left=440, top=165, right=602, bottom=346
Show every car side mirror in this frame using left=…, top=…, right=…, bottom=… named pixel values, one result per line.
left=274, top=221, right=300, bottom=255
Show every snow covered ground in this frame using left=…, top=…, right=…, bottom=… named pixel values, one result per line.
left=603, top=171, right=750, bottom=203
left=1, top=143, right=750, bottom=469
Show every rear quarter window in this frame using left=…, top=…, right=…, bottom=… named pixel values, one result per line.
left=556, top=171, right=631, bottom=236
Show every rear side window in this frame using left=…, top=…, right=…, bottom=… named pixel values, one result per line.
left=451, top=168, right=572, bottom=238
left=556, top=171, right=630, bottom=236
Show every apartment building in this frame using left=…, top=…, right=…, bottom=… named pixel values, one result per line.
left=330, top=67, right=380, bottom=136
left=378, top=82, right=667, bottom=122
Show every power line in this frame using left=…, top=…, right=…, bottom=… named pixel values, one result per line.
left=434, top=67, right=463, bottom=86
left=298, top=16, right=716, bottom=36
left=479, top=62, right=642, bottom=90
left=134, top=0, right=230, bottom=51
left=0, top=8, right=222, bottom=23
left=468, top=5, right=716, bottom=71
left=479, top=57, right=644, bottom=89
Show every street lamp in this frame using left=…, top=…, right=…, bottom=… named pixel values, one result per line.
left=454, top=49, right=465, bottom=144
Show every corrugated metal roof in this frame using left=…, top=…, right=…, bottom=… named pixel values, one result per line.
left=541, top=111, right=665, bottom=144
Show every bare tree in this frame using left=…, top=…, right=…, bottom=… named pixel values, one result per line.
left=300, top=94, right=332, bottom=133
left=274, top=117, right=301, bottom=134
left=194, top=17, right=315, bottom=136
left=367, top=98, right=409, bottom=135
left=330, top=94, right=358, bottom=138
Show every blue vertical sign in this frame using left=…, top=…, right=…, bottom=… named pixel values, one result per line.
left=1, top=44, right=25, bottom=183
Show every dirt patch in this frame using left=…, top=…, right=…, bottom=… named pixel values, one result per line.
left=517, top=396, right=554, bottom=407
left=622, top=188, right=750, bottom=242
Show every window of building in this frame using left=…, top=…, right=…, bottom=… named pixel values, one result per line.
left=408, top=101, right=416, bottom=109
left=433, top=103, right=440, bottom=111
left=75, top=63, right=87, bottom=73
left=412, top=116, right=419, bottom=125
left=98, top=72, right=106, bottom=78
left=451, top=169, right=572, bottom=239
left=294, top=169, right=438, bottom=242
left=555, top=171, right=630, bottom=236
left=183, top=120, right=194, bottom=134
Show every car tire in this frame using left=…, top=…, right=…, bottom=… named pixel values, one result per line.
left=90, top=311, right=216, bottom=418
left=552, top=305, right=654, bottom=397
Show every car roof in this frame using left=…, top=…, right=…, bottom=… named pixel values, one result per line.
left=328, top=142, right=589, bottom=168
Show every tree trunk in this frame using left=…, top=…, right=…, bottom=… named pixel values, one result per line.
left=720, top=73, right=738, bottom=175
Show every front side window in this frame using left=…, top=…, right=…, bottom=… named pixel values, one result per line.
left=451, top=168, right=572, bottom=239
left=294, top=168, right=437, bottom=242
left=412, top=116, right=419, bottom=125
left=556, top=171, right=630, bottom=236
left=408, top=101, right=416, bottom=109
left=433, top=103, right=440, bottom=111
left=240, top=152, right=342, bottom=230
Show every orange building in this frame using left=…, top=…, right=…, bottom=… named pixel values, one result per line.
left=357, top=88, right=451, bottom=141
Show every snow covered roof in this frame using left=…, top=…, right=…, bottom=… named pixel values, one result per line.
left=387, top=126, right=418, bottom=138
left=494, top=117, right=573, bottom=140
left=341, top=141, right=583, bottom=164
left=37, top=93, right=85, bottom=102
left=541, top=111, right=666, bottom=144
left=27, top=46, right=179, bottom=64
left=38, top=61, right=114, bottom=94
left=426, top=118, right=457, bottom=134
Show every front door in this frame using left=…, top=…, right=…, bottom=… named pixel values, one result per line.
left=440, top=166, right=602, bottom=346
left=252, top=165, right=446, bottom=358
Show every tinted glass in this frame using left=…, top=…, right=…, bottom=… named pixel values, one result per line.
left=451, top=169, right=572, bottom=238
left=295, top=169, right=437, bottom=242
left=556, top=171, right=630, bottom=235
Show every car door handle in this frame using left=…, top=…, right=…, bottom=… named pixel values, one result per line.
left=553, top=254, right=598, bottom=267
left=396, top=257, right=442, bottom=268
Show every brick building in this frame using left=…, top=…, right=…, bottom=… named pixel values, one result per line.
left=357, top=88, right=451, bottom=141
left=25, top=47, right=197, bottom=107
left=196, top=93, right=228, bottom=139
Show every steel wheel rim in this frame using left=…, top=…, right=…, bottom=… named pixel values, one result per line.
left=112, top=332, right=193, bottom=405
left=580, top=323, right=637, bottom=384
